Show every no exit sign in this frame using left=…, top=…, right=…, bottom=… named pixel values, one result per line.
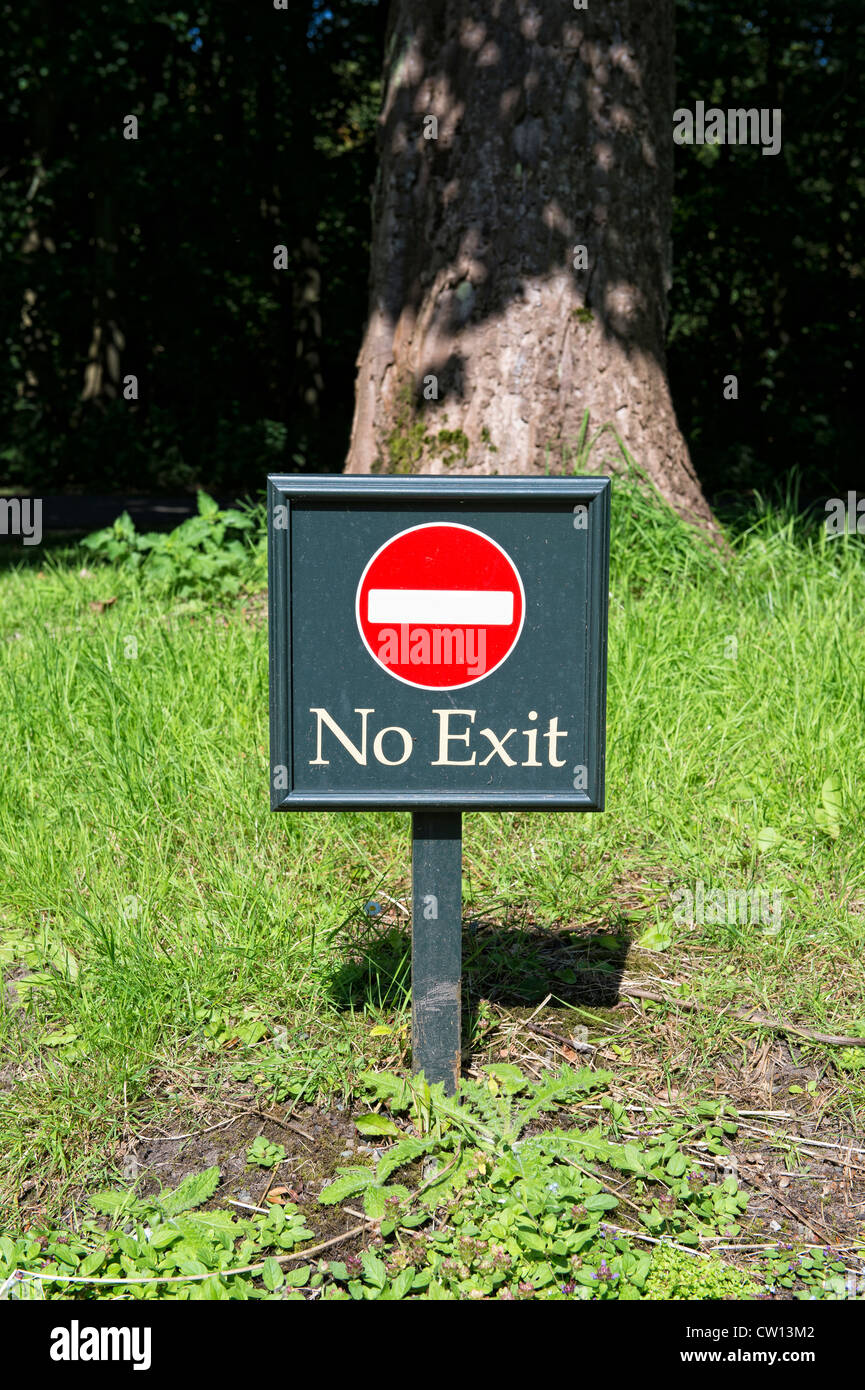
left=268, top=476, right=610, bottom=812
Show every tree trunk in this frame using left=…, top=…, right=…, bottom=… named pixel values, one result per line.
left=345, top=0, right=712, bottom=527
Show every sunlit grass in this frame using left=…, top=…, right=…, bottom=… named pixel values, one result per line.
left=0, top=478, right=863, bottom=1212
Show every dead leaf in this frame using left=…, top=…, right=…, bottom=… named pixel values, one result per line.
left=266, top=1185, right=302, bottom=1204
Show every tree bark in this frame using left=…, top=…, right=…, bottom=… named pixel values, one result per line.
left=345, top=0, right=712, bottom=527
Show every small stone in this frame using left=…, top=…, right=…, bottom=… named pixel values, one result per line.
left=121, top=1153, right=140, bottom=1181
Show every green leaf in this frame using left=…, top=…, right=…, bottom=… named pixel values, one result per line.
left=755, top=826, right=781, bottom=853
left=285, top=1265, right=309, bottom=1287
left=400, top=1211, right=429, bottom=1230
left=184, top=1210, right=238, bottom=1236
left=89, top=1189, right=137, bottom=1218
left=363, top=1183, right=408, bottom=1219
left=148, top=1225, right=181, bottom=1251
left=158, top=1166, right=221, bottom=1216
left=197, top=491, right=220, bottom=518
left=318, top=1168, right=375, bottom=1204
left=665, top=1151, right=688, bottom=1178
left=360, top=1071, right=412, bottom=1112
left=638, top=922, right=672, bottom=951
left=39, top=1028, right=80, bottom=1048
left=361, top=1250, right=387, bottom=1289
left=583, top=1193, right=619, bottom=1211
left=387, top=1267, right=415, bottom=1300
left=519, top=1230, right=547, bottom=1253
left=191, top=1274, right=230, bottom=1300
left=78, top=1250, right=106, bottom=1277
left=247, top=1136, right=286, bottom=1169
left=482, top=1064, right=529, bottom=1095
left=262, top=1257, right=284, bottom=1291
left=376, top=1136, right=435, bottom=1182
left=362, top=1184, right=391, bottom=1219
left=620, top=1144, right=649, bottom=1176
left=821, top=774, right=843, bottom=817
left=355, top=1113, right=400, bottom=1137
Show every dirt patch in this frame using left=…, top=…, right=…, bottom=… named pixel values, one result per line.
left=122, top=1094, right=377, bottom=1256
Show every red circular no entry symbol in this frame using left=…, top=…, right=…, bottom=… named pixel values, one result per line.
left=356, top=523, right=525, bottom=690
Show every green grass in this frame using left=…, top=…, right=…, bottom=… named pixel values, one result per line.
left=0, top=476, right=863, bottom=1295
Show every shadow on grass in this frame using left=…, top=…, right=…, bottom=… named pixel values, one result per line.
left=0, top=535, right=83, bottom=575
left=325, top=908, right=633, bottom=1050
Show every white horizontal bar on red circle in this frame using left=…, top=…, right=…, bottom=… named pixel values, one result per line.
left=367, top=588, right=514, bottom=625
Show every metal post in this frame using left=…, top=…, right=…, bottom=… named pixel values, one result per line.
left=411, top=811, right=462, bottom=1096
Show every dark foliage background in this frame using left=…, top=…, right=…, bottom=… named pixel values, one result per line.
left=0, top=1, right=861, bottom=502
left=669, top=2, right=863, bottom=503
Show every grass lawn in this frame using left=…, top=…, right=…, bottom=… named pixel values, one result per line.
left=0, top=480, right=863, bottom=1301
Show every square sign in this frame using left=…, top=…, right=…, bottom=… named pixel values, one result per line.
left=268, top=476, right=610, bottom=811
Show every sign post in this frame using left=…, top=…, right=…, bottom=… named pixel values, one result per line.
left=411, top=811, right=462, bottom=1093
left=268, top=476, right=610, bottom=1096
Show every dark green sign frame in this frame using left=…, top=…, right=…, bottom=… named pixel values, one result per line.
left=268, top=475, right=610, bottom=812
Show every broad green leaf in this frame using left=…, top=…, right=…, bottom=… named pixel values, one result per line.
left=360, top=1250, right=387, bottom=1289
left=386, top=1267, right=414, bottom=1300
left=318, top=1167, right=375, bottom=1204
left=620, top=1144, right=649, bottom=1176
left=235, top=1020, right=268, bottom=1046
left=363, top=1183, right=408, bottom=1219
left=262, top=1257, right=284, bottom=1291
left=583, top=1193, right=618, bottom=1211
left=815, top=807, right=841, bottom=839
left=519, top=1230, right=547, bottom=1253
left=185, top=1210, right=238, bottom=1234
left=148, top=1225, right=181, bottom=1251
left=821, top=774, right=843, bottom=817
left=89, top=1189, right=137, bottom=1218
left=355, top=1113, right=400, bottom=1137
left=191, top=1274, right=229, bottom=1300
left=196, top=491, right=220, bottom=518
left=638, top=922, right=672, bottom=951
left=362, top=1184, right=391, bottom=1219
left=159, top=1165, right=220, bottom=1216
left=39, top=1028, right=80, bottom=1047
left=376, top=1136, right=434, bottom=1182
left=755, top=826, right=780, bottom=852
left=482, top=1064, right=529, bottom=1095
left=360, top=1071, right=412, bottom=1112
